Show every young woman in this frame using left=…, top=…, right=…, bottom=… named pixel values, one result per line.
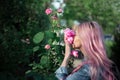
left=55, top=21, right=115, bottom=80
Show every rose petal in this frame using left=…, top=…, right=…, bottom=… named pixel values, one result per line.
left=71, top=50, right=79, bottom=58
left=67, top=37, right=74, bottom=44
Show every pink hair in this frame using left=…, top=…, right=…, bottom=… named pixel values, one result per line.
left=73, top=21, right=115, bottom=80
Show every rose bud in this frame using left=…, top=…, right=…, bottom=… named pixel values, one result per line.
left=45, top=44, right=51, bottom=50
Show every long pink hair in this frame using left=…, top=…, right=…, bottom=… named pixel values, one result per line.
left=73, top=21, right=115, bottom=80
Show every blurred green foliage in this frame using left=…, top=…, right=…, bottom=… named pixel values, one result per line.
left=0, top=0, right=54, bottom=79
left=105, top=40, right=114, bottom=57
left=0, top=0, right=64, bottom=79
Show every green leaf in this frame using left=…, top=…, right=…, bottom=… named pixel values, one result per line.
left=32, top=66, right=37, bottom=70
left=48, top=39, right=53, bottom=44
left=25, top=70, right=32, bottom=74
left=33, top=46, right=40, bottom=52
left=33, top=32, right=44, bottom=44
left=45, top=31, right=56, bottom=39
left=40, top=56, right=49, bottom=68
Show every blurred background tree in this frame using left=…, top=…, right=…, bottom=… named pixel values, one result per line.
left=63, top=0, right=120, bottom=33
left=0, top=0, right=51, bottom=80
left=111, top=25, right=120, bottom=71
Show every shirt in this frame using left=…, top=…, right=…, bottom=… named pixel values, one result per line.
left=55, top=64, right=90, bottom=80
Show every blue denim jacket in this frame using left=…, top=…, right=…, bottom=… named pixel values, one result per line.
left=55, top=64, right=90, bottom=80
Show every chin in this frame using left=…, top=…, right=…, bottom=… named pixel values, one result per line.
left=74, top=47, right=79, bottom=49
left=72, top=44, right=79, bottom=49
left=73, top=46, right=79, bottom=49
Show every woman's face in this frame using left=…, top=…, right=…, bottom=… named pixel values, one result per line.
left=72, top=35, right=81, bottom=49
left=72, top=25, right=82, bottom=49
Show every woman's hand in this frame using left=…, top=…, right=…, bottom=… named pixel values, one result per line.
left=60, top=35, right=71, bottom=67
left=64, top=35, right=71, bottom=59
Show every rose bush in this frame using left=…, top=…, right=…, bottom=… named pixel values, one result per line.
left=26, top=7, right=78, bottom=80
left=26, top=7, right=66, bottom=80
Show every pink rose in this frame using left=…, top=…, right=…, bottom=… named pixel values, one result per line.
left=57, top=8, right=63, bottom=13
left=64, top=28, right=75, bottom=44
left=45, top=44, right=51, bottom=50
left=71, top=50, right=79, bottom=58
left=45, top=8, right=52, bottom=15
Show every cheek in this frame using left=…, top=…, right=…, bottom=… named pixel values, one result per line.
left=73, top=38, right=81, bottom=48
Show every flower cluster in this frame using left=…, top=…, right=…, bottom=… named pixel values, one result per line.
left=45, top=8, right=63, bottom=15
left=64, top=28, right=79, bottom=58
left=45, top=8, right=63, bottom=21
left=45, top=8, right=79, bottom=58
left=64, top=28, right=75, bottom=44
